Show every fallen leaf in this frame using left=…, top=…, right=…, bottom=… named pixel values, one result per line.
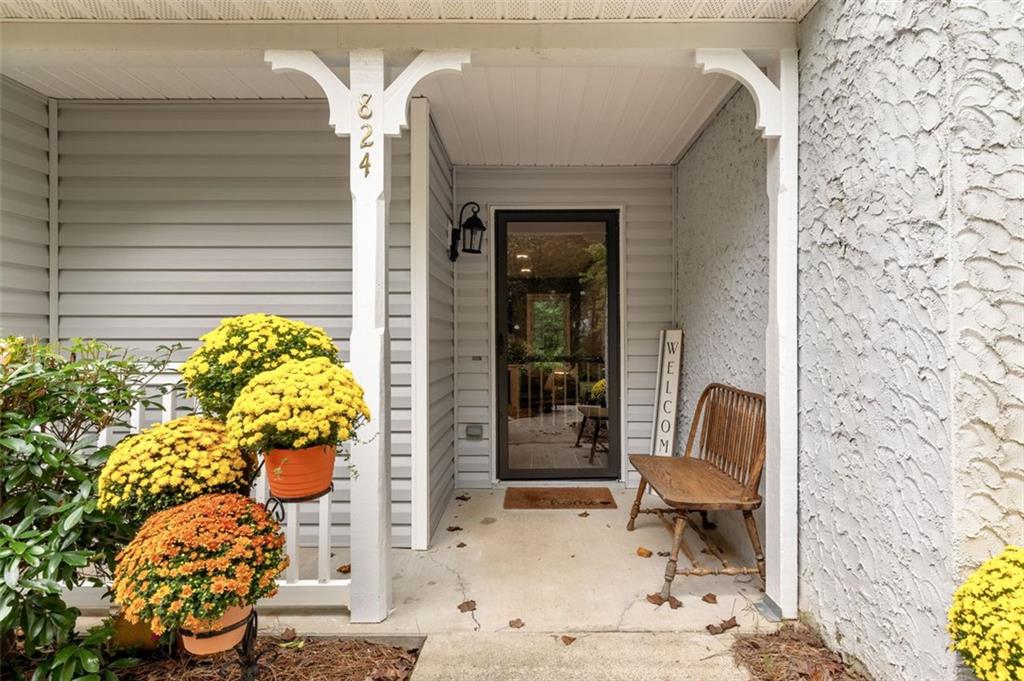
left=509, top=618, right=525, bottom=629
left=646, top=593, right=681, bottom=609
left=657, top=551, right=670, bottom=557
left=337, top=563, right=351, bottom=574
left=578, top=511, right=590, bottom=518
left=456, top=494, right=471, bottom=501
left=810, top=669, right=833, bottom=681
left=456, top=542, right=467, bottom=548
left=706, top=616, right=738, bottom=635
left=560, top=635, right=576, bottom=646
left=702, top=593, right=718, bottom=604
left=277, top=639, right=304, bottom=650
left=636, top=547, right=653, bottom=558
left=446, top=526, right=463, bottom=532
left=457, top=600, right=476, bottom=613
left=280, top=627, right=296, bottom=641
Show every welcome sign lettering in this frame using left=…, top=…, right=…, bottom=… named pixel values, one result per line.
left=651, top=329, right=683, bottom=456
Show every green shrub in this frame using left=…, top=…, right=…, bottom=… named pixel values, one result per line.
left=0, top=337, right=174, bottom=680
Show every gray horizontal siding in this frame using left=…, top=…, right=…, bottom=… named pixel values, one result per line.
left=453, top=166, right=676, bottom=487
left=57, top=100, right=413, bottom=547
left=1, top=78, right=50, bottom=339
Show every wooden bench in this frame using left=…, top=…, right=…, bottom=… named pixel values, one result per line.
left=627, top=383, right=766, bottom=600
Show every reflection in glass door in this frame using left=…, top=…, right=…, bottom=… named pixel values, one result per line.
left=496, top=210, right=620, bottom=480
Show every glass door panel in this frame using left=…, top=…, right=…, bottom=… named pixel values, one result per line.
left=496, top=210, right=620, bottom=480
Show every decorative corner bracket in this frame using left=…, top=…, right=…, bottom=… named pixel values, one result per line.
left=265, top=50, right=351, bottom=136
left=265, top=49, right=470, bottom=138
left=383, top=50, right=471, bottom=135
left=694, top=49, right=783, bottom=138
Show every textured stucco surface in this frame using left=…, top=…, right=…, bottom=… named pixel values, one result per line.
left=674, top=87, right=769, bottom=560
left=798, top=1, right=955, bottom=679
left=948, top=0, right=1024, bottom=574
left=798, top=1, right=1022, bottom=680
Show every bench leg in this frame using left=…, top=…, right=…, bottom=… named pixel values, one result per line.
left=742, top=510, right=765, bottom=581
left=659, top=516, right=686, bottom=600
left=574, top=415, right=588, bottom=448
left=588, top=420, right=602, bottom=463
left=626, top=478, right=647, bottom=531
left=699, top=511, right=716, bottom=530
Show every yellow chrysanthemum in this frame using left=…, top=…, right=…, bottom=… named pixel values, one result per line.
left=226, top=357, right=370, bottom=452
left=181, top=314, right=340, bottom=418
left=98, top=416, right=253, bottom=522
left=949, top=545, right=1023, bottom=681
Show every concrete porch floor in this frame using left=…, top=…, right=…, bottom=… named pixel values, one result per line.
left=266, top=488, right=772, bottom=637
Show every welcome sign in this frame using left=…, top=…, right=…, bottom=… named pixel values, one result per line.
left=650, top=329, right=683, bottom=456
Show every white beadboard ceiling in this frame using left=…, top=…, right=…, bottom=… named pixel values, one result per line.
left=3, top=53, right=736, bottom=165
left=417, top=65, right=734, bottom=165
left=0, top=0, right=818, bottom=21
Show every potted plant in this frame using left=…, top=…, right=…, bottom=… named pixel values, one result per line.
left=181, top=313, right=342, bottom=419
left=226, top=357, right=370, bottom=501
left=97, top=415, right=255, bottom=524
left=948, top=545, right=1022, bottom=681
left=588, top=378, right=608, bottom=407
left=112, top=493, right=288, bottom=656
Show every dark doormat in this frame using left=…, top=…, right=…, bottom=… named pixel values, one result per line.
left=503, top=487, right=617, bottom=510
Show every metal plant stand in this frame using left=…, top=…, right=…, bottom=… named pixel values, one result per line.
left=233, top=608, right=261, bottom=681
left=210, top=465, right=335, bottom=679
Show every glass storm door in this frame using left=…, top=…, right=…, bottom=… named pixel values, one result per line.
left=495, top=210, right=621, bottom=480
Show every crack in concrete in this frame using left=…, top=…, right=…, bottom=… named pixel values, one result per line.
left=425, top=550, right=480, bottom=631
left=614, top=591, right=647, bottom=631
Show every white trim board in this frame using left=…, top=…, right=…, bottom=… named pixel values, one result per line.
left=409, top=97, right=431, bottom=550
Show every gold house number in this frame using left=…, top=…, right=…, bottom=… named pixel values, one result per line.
left=358, top=93, right=373, bottom=177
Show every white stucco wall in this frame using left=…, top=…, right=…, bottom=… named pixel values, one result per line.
left=797, top=1, right=1022, bottom=680
left=674, top=87, right=769, bottom=562
left=948, top=0, right=1024, bottom=576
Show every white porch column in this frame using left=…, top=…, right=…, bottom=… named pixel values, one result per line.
left=347, top=49, right=393, bottom=623
left=695, top=48, right=799, bottom=619
left=266, top=49, right=469, bottom=622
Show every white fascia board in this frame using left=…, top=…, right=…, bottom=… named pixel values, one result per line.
left=0, top=21, right=797, bottom=53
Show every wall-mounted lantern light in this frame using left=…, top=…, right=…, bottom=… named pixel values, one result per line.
left=450, top=201, right=486, bottom=262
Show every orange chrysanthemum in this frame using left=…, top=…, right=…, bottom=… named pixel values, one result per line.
left=113, top=493, right=288, bottom=634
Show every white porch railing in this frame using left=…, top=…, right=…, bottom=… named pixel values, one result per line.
left=67, top=365, right=350, bottom=613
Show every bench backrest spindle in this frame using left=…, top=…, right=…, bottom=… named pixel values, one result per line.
left=681, top=383, right=766, bottom=502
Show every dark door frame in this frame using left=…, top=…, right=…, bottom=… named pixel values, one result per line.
left=494, top=209, right=622, bottom=480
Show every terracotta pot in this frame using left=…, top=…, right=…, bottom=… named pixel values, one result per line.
left=181, top=605, right=252, bottom=656
left=265, top=444, right=334, bottom=501
left=111, top=614, right=159, bottom=652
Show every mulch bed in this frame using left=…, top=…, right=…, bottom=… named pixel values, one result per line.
left=119, top=635, right=418, bottom=681
left=733, top=624, right=869, bottom=681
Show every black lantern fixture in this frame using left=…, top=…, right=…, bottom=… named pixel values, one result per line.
left=450, top=201, right=486, bottom=262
